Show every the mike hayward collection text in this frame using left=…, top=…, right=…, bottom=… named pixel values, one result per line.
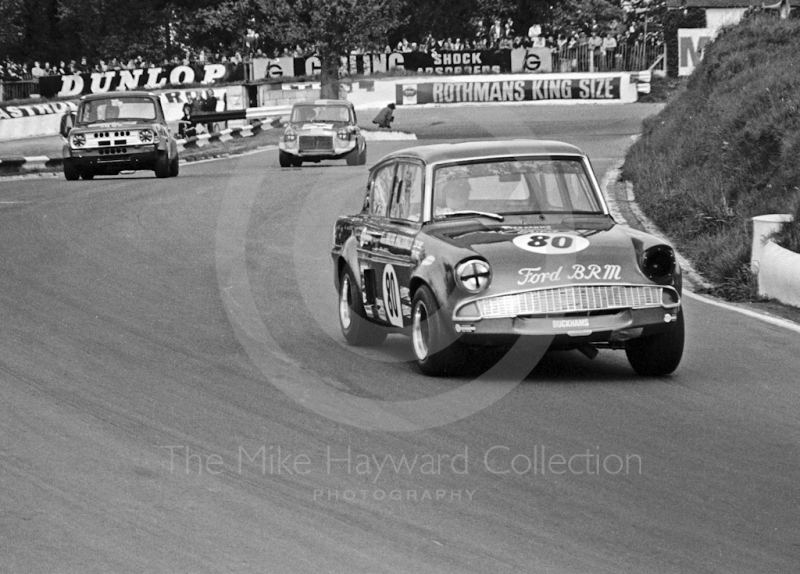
left=161, top=445, right=643, bottom=479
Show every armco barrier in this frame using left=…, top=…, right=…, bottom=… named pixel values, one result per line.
left=751, top=214, right=800, bottom=307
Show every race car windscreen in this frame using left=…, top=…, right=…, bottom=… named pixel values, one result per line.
left=77, top=97, right=157, bottom=123
left=432, top=157, right=603, bottom=217
left=290, top=104, right=352, bottom=124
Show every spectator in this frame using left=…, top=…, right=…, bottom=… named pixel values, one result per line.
left=602, top=33, right=618, bottom=70
left=372, top=103, right=395, bottom=129
left=202, top=88, right=218, bottom=133
left=31, top=61, right=45, bottom=79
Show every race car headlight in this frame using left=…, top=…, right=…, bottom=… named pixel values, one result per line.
left=139, top=129, right=154, bottom=143
left=641, top=245, right=675, bottom=282
left=71, top=133, right=86, bottom=147
left=456, top=259, right=492, bottom=294
left=284, top=129, right=297, bottom=142
left=337, top=128, right=350, bottom=140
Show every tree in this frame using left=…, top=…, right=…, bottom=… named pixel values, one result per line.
left=262, top=0, right=404, bottom=98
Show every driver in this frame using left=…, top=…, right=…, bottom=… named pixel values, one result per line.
left=434, top=179, right=471, bottom=216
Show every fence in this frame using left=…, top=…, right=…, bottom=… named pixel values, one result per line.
left=0, top=80, right=39, bottom=102
left=550, top=42, right=665, bottom=73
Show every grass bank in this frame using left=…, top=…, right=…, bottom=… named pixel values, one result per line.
left=621, top=15, right=800, bottom=301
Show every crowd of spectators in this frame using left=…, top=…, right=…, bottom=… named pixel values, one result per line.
left=1, top=15, right=662, bottom=83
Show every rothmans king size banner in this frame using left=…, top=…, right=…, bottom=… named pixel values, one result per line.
left=397, top=78, right=621, bottom=105
left=38, top=63, right=244, bottom=98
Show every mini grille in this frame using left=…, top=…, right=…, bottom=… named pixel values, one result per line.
left=475, top=285, right=665, bottom=318
left=299, top=135, right=333, bottom=151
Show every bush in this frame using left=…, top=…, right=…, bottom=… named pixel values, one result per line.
left=622, top=14, right=800, bottom=301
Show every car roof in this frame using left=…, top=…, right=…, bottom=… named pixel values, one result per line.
left=378, top=140, right=585, bottom=165
left=294, top=99, right=354, bottom=108
left=80, top=91, right=157, bottom=101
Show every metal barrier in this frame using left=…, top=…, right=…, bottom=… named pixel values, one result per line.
left=0, top=80, right=40, bottom=102
left=550, top=43, right=666, bottom=74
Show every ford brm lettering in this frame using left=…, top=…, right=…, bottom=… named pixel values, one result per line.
left=60, top=91, right=179, bottom=180
left=331, top=140, right=685, bottom=376
left=279, top=100, right=366, bottom=167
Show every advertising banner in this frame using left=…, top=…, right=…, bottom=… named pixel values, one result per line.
left=678, top=29, right=714, bottom=77
left=250, top=49, right=548, bottom=81
left=396, top=77, right=621, bottom=105
left=38, top=63, right=245, bottom=98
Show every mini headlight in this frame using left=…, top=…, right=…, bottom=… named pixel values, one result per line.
left=284, top=129, right=297, bottom=142
left=456, top=259, right=492, bottom=294
left=337, top=128, right=350, bottom=140
left=641, top=245, right=675, bottom=282
left=71, top=133, right=86, bottom=147
left=139, top=129, right=154, bottom=143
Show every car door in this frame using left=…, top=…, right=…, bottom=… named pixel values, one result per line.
left=378, top=161, right=424, bottom=328
left=354, top=161, right=397, bottom=325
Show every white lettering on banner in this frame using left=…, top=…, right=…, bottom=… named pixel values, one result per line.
left=201, top=64, right=226, bottom=84
left=90, top=72, right=116, bottom=93
left=58, top=75, right=84, bottom=97
left=146, top=67, right=167, bottom=88
left=578, top=78, right=613, bottom=99
left=388, top=53, right=405, bottom=70
left=118, top=69, right=144, bottom=91
left=169, top=66, right=195, bottom=86
left=305, top=56, right=321, bottom=77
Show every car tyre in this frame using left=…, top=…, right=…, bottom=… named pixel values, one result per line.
left=411, top=285, right=465, bottom=376
left=80, top=169, right=94, bottom=180
left=169, top=154, right=179, bottom=177
left=346, top=147, right=360, bottom=166
left=279, top=151, right=294, bottom=168
left=292, top=156, right=303, bottom=167
left=338, top=266, right=386, bottom=346
left=63, top=160, right=80, bottom=181
left=625, top=308, right=685, bottom=376
left=358, top=144, right=367, bottom=166
left=154, top=150, right=170, bottom=178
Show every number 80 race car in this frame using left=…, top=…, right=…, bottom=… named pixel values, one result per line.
left=331, top=140, right=684, bottom=377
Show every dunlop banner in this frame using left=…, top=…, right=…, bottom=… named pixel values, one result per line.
left=38, top=63, right=245, bottom=98
left=396, top=78, right=621, bottom=105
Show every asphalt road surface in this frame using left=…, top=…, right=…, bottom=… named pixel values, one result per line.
left=2, top=104, right=799, bottom=574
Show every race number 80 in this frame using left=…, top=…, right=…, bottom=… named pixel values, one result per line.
left=512, top=232, right=590, bottom=254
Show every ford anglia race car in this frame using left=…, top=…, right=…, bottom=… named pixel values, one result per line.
left=279, top=99, right=367, bottom=167
left=331, top=140, right=684, bottom=376
left=61, top=91, right=179, bottom=180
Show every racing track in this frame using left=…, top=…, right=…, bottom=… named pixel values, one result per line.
left=1, top=104, right=799, bottom=573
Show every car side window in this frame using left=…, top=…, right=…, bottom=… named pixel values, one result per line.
left=370, top=163, right=395, bottom=217
left=389, top=163, right=423, bottom=221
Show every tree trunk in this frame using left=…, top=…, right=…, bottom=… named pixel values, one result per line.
left=319, top=52, right=342, bottom=99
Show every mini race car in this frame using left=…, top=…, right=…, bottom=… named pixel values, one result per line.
left=331, top=140, right=684, bottom=376
left=279, top=99, right=367, bottom=167
left=60, top=91, right=179, bottom=180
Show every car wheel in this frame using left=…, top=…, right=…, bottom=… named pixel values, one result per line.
left=80, top=169, right=94, bottom=180
left=625, top=308, right=685, bottom=376
left=292, top=156, right=303, bottom=167
left=169, top=154, right=179, bottom=177
left=358, top=145, right=367, bottom=165
left=63, top=160, right=80, bottom=181
left=154, top=151, right=170, bottom=178
left=338, top=266, right=386, bottom=346
left=346, top=147, right=360, bottom=166
left=279, top=151, right=293, bottom=168
left=411, top=285, right=465, bottom=376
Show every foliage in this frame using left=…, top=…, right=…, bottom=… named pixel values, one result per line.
left=261, top=0, right=405, bottom=98
left=621, top=15, right=800, bottom=301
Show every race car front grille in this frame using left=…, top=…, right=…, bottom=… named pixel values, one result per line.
left=299, top=135, right=334, bottom=151
left=476, top=285, right=666, bottom=319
